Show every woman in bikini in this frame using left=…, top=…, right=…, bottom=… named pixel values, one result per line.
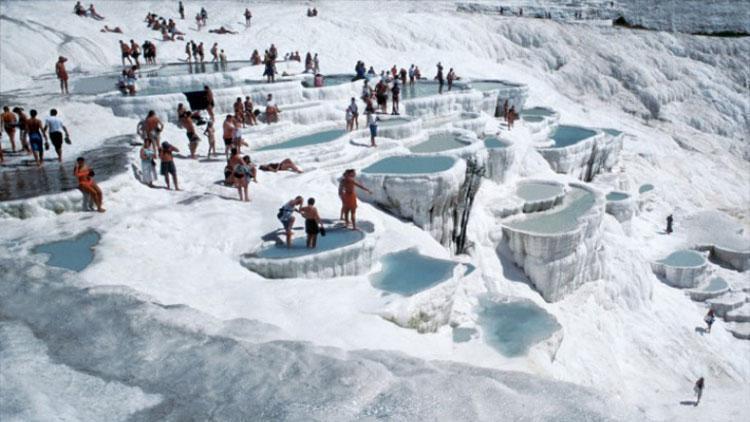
left=74, top=157, right=105, bottom=212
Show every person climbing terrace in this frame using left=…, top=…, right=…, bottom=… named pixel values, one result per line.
left=704, top=309, right=716, bottom=333
left=391, top=80, right=400, bottom=115
left=88, top=4, right=105, bottom=20
left=447, top=68, right=457, bottom=91
left=666, top=214, right=674, bottom=234
left=159, top=141, right=180, bottom=190
left=209, top=26, right=238, bottom=35
left=244, top=8, right=252, bottom=27
left=340, top=169, right=371, bottom=230
left=243, top=96, right=257, bottom=126
left=144, top=110, right=163, bottom=145
left=125, top=66, right=138, bottom=95
left=204, top=85, right=215, bottom=121
left=43, top=109, right=71, bottom=163
left=74, top=156, right=105, bottom=212
left=130, top=40, right=141, bottom=67
left=435, top=62, right=445, bottom=94
left=120, top=40, right=132, bottom=66
left=265, top=94, right=280, bottom=124
left=693, top=377, right=705, bottom=406
left=26, top=109, right=45, bottom=167
left=278, top=196, right=304, bottom=248
left=300, top=198, right=323, bottom=249
left=222, top=115, right=235, bottom=159
left=2, top=106, right=18, bottom=153
left=179, top=110, right=200, bottom=159
left=259, top=158, right=303, bottom=173
left=55, top=56, right=69, bottom=95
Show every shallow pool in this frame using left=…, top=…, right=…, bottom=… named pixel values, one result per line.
left=400, top=81, right=461, bottom=100
left=639, top=184, right=654, bottom=194
left=257, top=129, right=346, bottom=151
left=602, top=128, right=623, bottom=136
left=478, top=299, right=561, bottom=357
left=658, top=250, right=706, bottom=267
left=484, top=136, right=510, bottom=149
left=702, top=277, right=728, bottom=292
left=516, top=182, right=564, bottom=202
left=521, top=115, right=545, bottom=123
left=370, top=249, right=457, bottom=296
left=507, top=187, right=596, bottom=233
left=378, top=117, right=412, bottom=127
left=409, top=133, right=470, bottom=153
left=256, top=227, right=364, bottom=259
left=301, top=74, right=355, bottom=88
left=606, top=192, right=630, bottom=201
left=362, top=156, right=455, bottom=174
left=32, top=230, right=101, bottom=272
left=147, top=61, right=253, bottom=77
left=521, top=107, right=556, bottom=117
left=550, top=125, right=597, bottom=148
left=469, top=80, right=517, bottom=92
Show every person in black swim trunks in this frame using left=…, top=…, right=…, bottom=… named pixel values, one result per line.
left=300, top=197, right=322, bottom=248
left=258, top=158, right=303, bottom=173
left=26, top=109, right=45, bottom=167
left=43, top=108, right=70, bottom=162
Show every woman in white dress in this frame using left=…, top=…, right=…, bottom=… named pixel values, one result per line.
left=140, top=138, right=158, bottom=187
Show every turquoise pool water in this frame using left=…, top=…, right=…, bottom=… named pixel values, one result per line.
left=606, top=192, right=630, bottom=201
left=478, top=299, right=561, bottom=357
left=362, top=156, right=455, bottom=174
left=602, top=128, right=623, bottom=136
left=378, top=117, right=412, bottom=127
left=150, top=61, right=253, bottom=77
left=33, top=230, right=101, bottom=272
left=484, top=136, right=510, bottom=149
left=507, top=187, right=596, bottom=233
left=702, top=277, right=728, bottom=292
left=256, top=227, right=364, bottom=259
left=469, top=80, right=516, bottom=92
left=639, top=184, right=654, bottom=194
left=516, top=182, right=564, bottom=202
left=370, top=249, right=457, bottom=296
left=658, top=250, right=706, bottom=267
left=409, top=133, right=470, bottom=153
left=521, top=115, right=545, bottom=123
left=301, top=74, right=355, bottom=88
left=550, top=126, right=597, bottom=148
left=257, top=129, right=346, bottom=151
left=400, top=81, right=461, bottom=100
left=521, top=107, right=555, bottom=117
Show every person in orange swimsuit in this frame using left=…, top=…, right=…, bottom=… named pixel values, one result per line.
left=74, top=157, right=105, bottom=212
left=339, top=169, right=371, bottom=230
left=1, top=106, right=17, bottom=152
left=55, top=56, right=69, bottom=94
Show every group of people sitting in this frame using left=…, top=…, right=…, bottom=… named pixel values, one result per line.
left=145, top=13, right=186, bottom=41
left=74, top=2, right=104, bottom=20
left=306, top=8, right=319, bottom=17
left=283, top=51, right=302, bottom=62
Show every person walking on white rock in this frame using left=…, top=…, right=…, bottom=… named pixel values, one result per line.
left=704, top=309, right=715, bottom=333
left=43, top=108, right=71, bottom=162
left=693, top=377, right=704, bottom=406
left=346, top=98, right=358, bottom=131
left=666, top=214, right=674, bottom=234
left=435, top=62, right=444, bottom=94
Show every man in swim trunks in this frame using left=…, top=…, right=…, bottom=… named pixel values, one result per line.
left=2, top=106, right=17, bottom=152
left=26, top=109, right=46, bottom=167
left=243, top=96, right=257, bottom=126
left=159, top=142, right=180, bottom=190
left=43, top=109, right=70, bottom=162
left=340, top=169, right=371, bottom=230
left=120, top=40, right=132, bottom=66
left=233, top=97, right=245, bottom=127
left=55, top=56, right=69, bottom=94
left=179, top=111, right=200, bottom=159
left=144, top=110, right=163, bottom=144
left=14, top=107, right=30, bottom=153
left=204, top=85, right=215, bottom=121
left=222, top=114, right=235, bottom=159
left=265, top=94, right=280, bottom=124
left=130, top=40, right=141, bottom=67
left=300, top=197, right=322, bottom=248
left=278, top=196, right=304, bottom=248
left=435, top=62, right=444, bottom=94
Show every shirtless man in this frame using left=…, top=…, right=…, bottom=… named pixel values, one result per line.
left=300, top=198, right=322, bottom=248
left=143, top=110, right=163, bottom=145
left=243, top=96, right=257, bottom=126
left=14, top=107, right=30, bottom=153
left=26, top=109, right=46, bottom=167
left=130, top=40, right=141, bottom=67
left=265, top=94, right=280, bottom=124
left=119, top=40, right=132, bottom=66
left=159, top=142, right=180, bottom=190
left=179, top=111, right=200, bottom=159
left=339, top=169, right=371, bottom=230
left=204, top=85, right=215, bottom=121
left=55, top=56, right=69, bottom=94
left=210, top=43, right=219, bottom=63
left=233, top=97, right=245, bottom=128
left=2, top=106, right=17, bottom=152
left=185, top=41, right=192, bottom=63
left=197, top=42, right=205, bottom=63
left=222, top=114, right=235, bottom=159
